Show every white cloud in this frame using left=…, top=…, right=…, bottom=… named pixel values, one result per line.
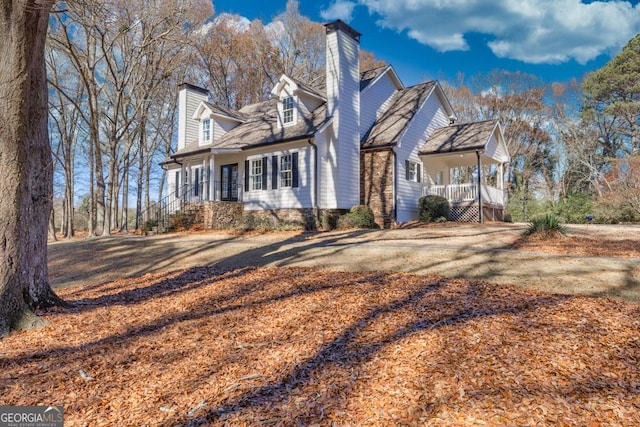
left=349, top=0, right=640, bottom=64
left=320, top=0, right=357, bottom=22
left=201, top=13, right=252, bottom=35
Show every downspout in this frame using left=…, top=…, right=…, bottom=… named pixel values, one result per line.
left=307, top=138, right=319, bottom=226
left=476, top=150, right=483, bottom=224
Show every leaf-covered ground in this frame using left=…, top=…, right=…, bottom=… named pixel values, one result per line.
left=513, top=234, right=640, bottom=258
left=1, top=266, right=639, bottom=426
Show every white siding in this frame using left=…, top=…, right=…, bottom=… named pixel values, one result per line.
left=178, top=87, right=208, bottom=150
left=316, top=124, right=338, bottom=209
left=212, top=117, right=239, bottom=143
left=360, top=73, right=397, bottom=139
left=396, top=93, right=450, bottom=223
left=298, top=92, right=323, bottom=117
left=484, top=132, right=510, bottom=163
left=326, top=25, right=360, bottom=209
left=242, top=143, right=313, bottom=210
left=166, top=164, right=181, bottom=199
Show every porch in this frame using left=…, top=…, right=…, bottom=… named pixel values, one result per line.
left=418, top=119, right=511, bottom=222
left=179, top=180, right=245, bottom=204
left=422, top=183, right=506, bottom=206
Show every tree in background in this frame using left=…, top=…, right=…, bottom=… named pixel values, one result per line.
left=0, top=0, right=67, bottom=336
left=47, top=0, right=211, bottom=236
left=583, top=34, right=640, bottom=156
left=443, top=70, right=555, bottom=198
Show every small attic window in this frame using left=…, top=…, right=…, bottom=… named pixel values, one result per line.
left=202, top=118, right=211, bottom=142
left=282, top=97, right=294, bottom=124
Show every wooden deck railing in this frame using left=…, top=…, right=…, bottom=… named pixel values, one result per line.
left=423, top=183, right=505, bottom=206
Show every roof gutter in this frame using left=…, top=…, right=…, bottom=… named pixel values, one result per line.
left=159, top=155, right=184, bottom=168
left=241, top=134, right=316, bottom=151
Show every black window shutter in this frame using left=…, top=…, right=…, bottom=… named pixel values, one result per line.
left=405, top=160, right=410, bottom=181
left=244, top=160, right=249, bottom=192
left=272, top=155, right=278, bottom=189
left=292, top=152, right=299, bottom=188
left=417, top=163, right=422, bottom=183
left=262, top=157, right=268, bottom=190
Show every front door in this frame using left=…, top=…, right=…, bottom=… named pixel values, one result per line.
left=220, top=163, right=238, bottom=201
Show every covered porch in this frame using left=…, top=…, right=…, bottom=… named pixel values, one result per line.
left=423, top=182, right=506, bottom=206
left=419, top=120, right=510, bottom=222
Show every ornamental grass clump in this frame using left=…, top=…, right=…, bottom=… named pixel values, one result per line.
left=524, top=214, right=567, bottom=237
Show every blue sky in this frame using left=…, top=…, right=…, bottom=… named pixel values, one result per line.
left=210, top=0, right=640, bottom=87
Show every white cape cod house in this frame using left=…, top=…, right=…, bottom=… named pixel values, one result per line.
left=161, top=20, right=510, bottom=229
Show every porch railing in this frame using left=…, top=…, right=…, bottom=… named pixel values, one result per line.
left=175, top=180, right=244, bottom=204
left=423, top=183, right=505, bottom=206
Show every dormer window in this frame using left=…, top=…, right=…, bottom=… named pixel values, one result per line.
left=202, top=118, right=211, bottom=142
left=282, top=97, right=294, bottom=125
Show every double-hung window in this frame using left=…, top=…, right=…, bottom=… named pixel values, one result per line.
left=406, top=160, right=421, bottom=183
left=280, top=154, right=293, bottom=188
left=282, top=97, right=294, bottom=125
left=250, top=159, right=263, bottom=190
left=202, top=118, right=211, bottom=142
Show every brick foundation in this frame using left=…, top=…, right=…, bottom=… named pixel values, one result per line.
left=361, top=149, right=394, bottom=228
left=248, top=208, right=318, bottom=230
left=192, top=201, right=243, bottom=229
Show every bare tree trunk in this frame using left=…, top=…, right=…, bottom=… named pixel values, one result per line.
left=102, top=143, right=117, bottom=236
left=88, top=133, right=96, bottom=236
left=136, top=142, right=144, bottom=229
left=64, top=161, right=75, bottom=237
left=121, top=151, right=130, bottom=231
left=0, top=0, right=67, bottom=336
left=95, top=136, right=107, bottom=236
left=49, top=210, right=57, bottom=241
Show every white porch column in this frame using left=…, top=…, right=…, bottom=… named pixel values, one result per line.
left=180, top=162, right=185, bottom=201
left=498, top=163, right=504, bottom=190
left=209, top=157, right=216, bottom=201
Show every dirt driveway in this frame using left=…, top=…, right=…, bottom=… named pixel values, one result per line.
left=48, top=223, right=640, bottom=301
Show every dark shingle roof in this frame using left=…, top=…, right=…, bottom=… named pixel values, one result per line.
left=361, top=81, right=436, bottom=148
left=290, top=78, right=326, bottom=100
left=203, top=101, right=246, bottom=122
left=360, top=66, right=388, bottom=91
left=211, top=99, right=330, bottom=150
left=173, top=68, right=424, bottom=156
left=419, top=120, right=498, bottom=155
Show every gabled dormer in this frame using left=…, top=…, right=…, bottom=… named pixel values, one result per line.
left=192, top=101, right=245, bottom=146
left=271, top=75, right=326, bottom=129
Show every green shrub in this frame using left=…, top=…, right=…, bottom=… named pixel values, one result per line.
left=592, top=200, right=640, bottom=224
left=503, top=212, right=513, bottom=223
left=336, top=205, right=376, bottom=229
left=553, top=193, right=594, bottom=224
left=523, top=214, right=567, bottom=236
left=145, top=219, right=158, bottom=230
left=321, top=211, right=340, bottom=230
left=418, top=195, right=449, bottom=222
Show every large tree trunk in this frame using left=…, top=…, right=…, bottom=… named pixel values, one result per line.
left=0, top=0, right=66, bottom=336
